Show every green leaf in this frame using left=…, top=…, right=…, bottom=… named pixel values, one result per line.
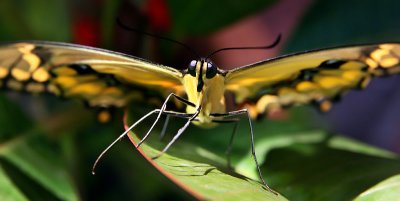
left=264, top=136, right=400, bottom=201
left=126, top=109, right=289, bottom=201
left=0, top=166, right=29, bottom=201
left=0, top=95, right=79, bottom=201
left=126, top=106, right=400, bottom=201
left=354, top=174, right=400, bottom=201
left=0, top=132, right=79, bottom=201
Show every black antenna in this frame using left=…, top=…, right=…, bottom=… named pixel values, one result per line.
left=206, top=34, right=282, bottom=60
left=116, top=18, right=201, bottom=60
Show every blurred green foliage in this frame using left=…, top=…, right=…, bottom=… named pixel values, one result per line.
left=284, top=0, right=400, bottom=52
left=167, top=0, right=276, bottom=37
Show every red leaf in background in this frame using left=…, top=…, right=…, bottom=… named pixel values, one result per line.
left=144, top=0, right=171, bottom=31
left=73, top=16, right=100, bottom=46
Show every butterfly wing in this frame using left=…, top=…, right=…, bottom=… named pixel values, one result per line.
left=0, top=41, right=184, bottom=108
left=224, top=44, right=400, bottom=115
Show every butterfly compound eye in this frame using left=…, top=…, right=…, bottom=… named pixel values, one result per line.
left=188, top=60, right=197, bottom=77
left=206, top=62, right=217, bottom=78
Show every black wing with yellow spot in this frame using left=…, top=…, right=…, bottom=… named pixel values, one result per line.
left=0, top=41, right=184, bottom=108
left=225, top=44, right=400, bottom=116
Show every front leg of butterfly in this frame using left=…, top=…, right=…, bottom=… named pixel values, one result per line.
left=93, top=91, right=200, bottom=172
left=92, top=108, right=195, bottom=174
left=153, top=106, right=201, bottom=159
left=136, top=92, right=196, bottom=148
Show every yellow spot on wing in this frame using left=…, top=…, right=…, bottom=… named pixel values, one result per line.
left=278, top=87, right=310, bottom=104
left=52, top=67, right=77, bottom=76
left=369, top=48, right=399, bottom=68
left=314, top=76, right=351, bottom=89
left=54, top=75, right=98, bottom=88
left=341, top=70, right=364, bottom=81
left=47, top=84, right=61, bottom=96
left=380, top=56, right=399, bottom=68
left=319, top=100, right=332, bottom=112
left=26, top=83, right=45, bottom=93
left=54, top=76, right=78, bottom=88
left=7, top=79, right=23, bottom=91
left=256, top=95, right=279, bottom=114
left=0, top=67, right=8, bottom=78
left=12, top=68, right=30, bottom=81
left=65, top=82, right=106, bottom=97
left=340, top=61, right=367, bottom=70
left=370, top=49, right=390, bottom=61
left=98, top=111, right=111, bottom=123
left=379, top=44, right=395, bottom=50
left=18, top=44, right=35, bottom=53
left=23, top=54, right=40, bottom=72
left=365, top=58, right=378, bottom=69
left=32, top=67, right=50, bottom=82
left=296, top=81, right=319, bottom=92
left=102, top=87, right=123, bottom=96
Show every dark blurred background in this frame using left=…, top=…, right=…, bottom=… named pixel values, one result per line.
left=0, top=0, right=400, bottom=200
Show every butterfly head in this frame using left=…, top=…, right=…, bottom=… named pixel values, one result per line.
left=187, top=59, right=218, bottom=92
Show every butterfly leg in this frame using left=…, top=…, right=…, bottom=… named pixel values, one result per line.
left=137, top=93, right=195, bottom=148
left=93, top=108, right=162, bottom=174
left=92, top=109, right=193, bottom=174
left=153, top=107, right=201, bottom=159
left=210, top=109, right=277, bottom=195
left=212, top=119, right=240, bottom=169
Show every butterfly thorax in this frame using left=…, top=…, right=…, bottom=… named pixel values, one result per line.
left=183, top=59, right=226, bottom=127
